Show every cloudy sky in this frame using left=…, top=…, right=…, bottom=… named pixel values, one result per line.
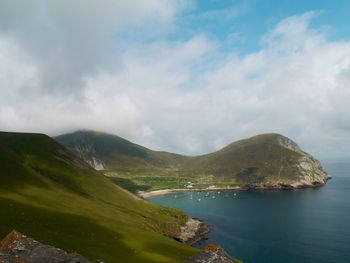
left=0, top=0, right=350, bottom=158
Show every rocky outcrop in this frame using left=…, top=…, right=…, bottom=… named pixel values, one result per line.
left=239, top=180, right=330, bottom=191
left=0, top=231, right=99, bottom=263
left=177, top=218, right=210, bottom=245
left=185, top=243, right=241, bottom=263
left=277, top=135, right=303, bottom=153
left=277, top=135, right=331, bottom=187
left=74, top=144, right=106, bottom=171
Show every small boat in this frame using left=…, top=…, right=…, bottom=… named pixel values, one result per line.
left=234, top=193, right=237, bottom=196
left=204, top=192, right=210, bottom=197
left=212, top=195, right=216, bottom=199
left=198, top=198, right=201, bottom=202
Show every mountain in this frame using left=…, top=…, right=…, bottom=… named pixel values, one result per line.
left=55, top=131, right=330, bottom=190
left=55, top=130, right=184, bottom=170
left=181, top=133, right=330, bottom=188
left=0, top=132, right=196, bottom=263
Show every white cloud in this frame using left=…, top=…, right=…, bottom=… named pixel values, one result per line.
left=0, top=4, right=350, bottom=158
left=0, top=0, right=184, bottom=93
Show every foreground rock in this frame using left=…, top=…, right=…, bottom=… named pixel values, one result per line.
left=185, top=243, right=242, bottom=263
left=176, top=218, right=210, bottom=245
left=0, top=231, right=98, bottom=263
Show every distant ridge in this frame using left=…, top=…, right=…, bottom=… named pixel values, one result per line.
left=56, top=130, right=331, bottom=189
left=55, top=130, right=185, bottom=170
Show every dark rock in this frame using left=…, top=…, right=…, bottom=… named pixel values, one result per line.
left=175, top=218, right=210, bottom=246
left=186, top=221, right=210, bottom=245
left=0, top=231, right=99, bottom=263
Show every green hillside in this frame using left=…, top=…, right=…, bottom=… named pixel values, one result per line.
left=178, top=134, right=296, bottom=184
left=0, top=132, right=196, bottom=262
left=55, top=131, right=330, bottom=191
left=55, top=130, right=185, bottom=170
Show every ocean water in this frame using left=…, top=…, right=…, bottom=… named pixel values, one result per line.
left=148, top=160, right=350, bottom=263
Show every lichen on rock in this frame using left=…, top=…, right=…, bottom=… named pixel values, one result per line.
left=0, top=231, right=101, bottom=263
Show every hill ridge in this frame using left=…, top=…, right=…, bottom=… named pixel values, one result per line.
left=55, top=130, right=330, bottom=190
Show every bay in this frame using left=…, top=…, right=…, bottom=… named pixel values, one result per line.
left=148, top=160, right=350, bottom=263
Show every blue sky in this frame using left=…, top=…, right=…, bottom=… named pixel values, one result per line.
left=116, top=0, right=350, bottom=55
left=0, top=0, right=350, bottom=158
left=185, top=0, right=350, bottom=53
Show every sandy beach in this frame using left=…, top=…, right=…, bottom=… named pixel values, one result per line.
left=138, top=187, right=242, bottom=198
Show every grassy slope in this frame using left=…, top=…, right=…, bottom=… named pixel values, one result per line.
left=181, top=133, right=303, bottom=183
left=55, top=130, right=185, bottom=170
left=0, top=132, right=196, bottom=262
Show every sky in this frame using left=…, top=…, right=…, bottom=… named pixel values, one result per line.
left=0, top=0, right=350, bottom=158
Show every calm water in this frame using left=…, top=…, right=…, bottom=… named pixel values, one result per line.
left=148, top=160, right=350, bottom=263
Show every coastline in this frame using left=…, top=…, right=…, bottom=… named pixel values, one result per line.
left=138, top=187, right=241, bottom=198
left=139, top=178, right=332, bottom=198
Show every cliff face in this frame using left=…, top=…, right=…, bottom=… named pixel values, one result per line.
left=73, top=143, right=106, bottom=170
left=277, top=135, right=330, bottom=188
left=278, top=136, right=331, bottom=188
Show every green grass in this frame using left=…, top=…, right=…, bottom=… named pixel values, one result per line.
left=0, top=132, right=197, bottom=262
left=107, top=170, right=238, bottom=192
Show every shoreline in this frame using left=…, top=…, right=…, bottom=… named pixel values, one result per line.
left=138, top=178, right=332, bottom=198
left=139, top=187, right=241, bottom=198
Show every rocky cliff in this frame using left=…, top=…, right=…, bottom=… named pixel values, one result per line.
left=0, top=231, right=96, bottom=263
left=277, top=135, right=330, bottom=188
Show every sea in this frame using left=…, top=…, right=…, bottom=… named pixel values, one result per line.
left=148, top=160, right=350, bottom=263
